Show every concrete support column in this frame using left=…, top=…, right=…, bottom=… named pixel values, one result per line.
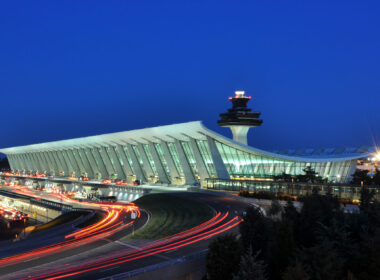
left=40, top=152, right=50, bottom=173
left=61, top=150, right=75, bottom=176
left=13, top=154, right=23, bottom=171
left=206, top=136, right=230, bottom=179
left=13, top=154, right=22, bottom=171
left=91, top=147, right=108, bottom=178
left=26, top=153, right=36, bottom=172
left=7, top=154, right=16, bottom=171
left=71, top=149, right=86, bottom=176
left=189, top=138, right=210, bottom=181
left=148, top=143, right=170, bottom=184
left=42, top=152, right=54, bottom=174
left=48, top=150, right=63, bottom=174
left=35, top=152, right=48, bottom=173
left=55, top=151, right=69, bottom=176
left=45, top=151, right=59, bottom=174
left=21, top=154, right=29, bottom=171
left=137, top=144, right=155, bottom=179
left=108, top=146, right=127, bottom=179
left=77, top=148, right=94, bottom=178
left=30, top=153, right=43, bottom=172
left=24, top=153, right=36, bottom=172
left=66, top=150, right=81, bottom=177
left=127, top=144, right=147, bottom=182
left=160, top=142, right=180, bottom=179
left=14, top=154, right=22, bottom=171
left=84, top=148, right=101, bottom=178
left=115, top=145, right=134, bottom=179
left=39, top=152, right=51, bottom=172
left=175, top=140, right=196, bottom=185
left=100, top=146, right=116, bottom=177
left=20, top=154, right=32, bottom=172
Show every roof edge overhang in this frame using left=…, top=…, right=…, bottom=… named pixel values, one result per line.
left=0, top=121, right=373, bottom=163
left=198, top=122, right=372, bottom=163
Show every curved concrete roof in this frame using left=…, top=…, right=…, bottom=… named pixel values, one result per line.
left=0, top=121, right=374, bottom=163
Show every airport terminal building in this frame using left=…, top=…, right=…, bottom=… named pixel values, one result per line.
left=0, top=92, right=375, bottom=185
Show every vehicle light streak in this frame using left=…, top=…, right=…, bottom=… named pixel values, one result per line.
left=0, top=202, right=136, bottom=267
left=142, top=211, right=228, bottom=250
left=0, top=183, right=241, bottom=280
left=24, top=216, right=242, bottom=280
left=65, top=209, right=116, bottom=239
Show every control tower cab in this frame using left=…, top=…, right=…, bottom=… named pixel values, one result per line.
left=218, top=91, right=263, bottom=145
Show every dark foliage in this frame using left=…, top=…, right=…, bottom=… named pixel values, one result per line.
left=267, top=200, right=282, bottom=216
left=239, top=206, right=271, bottom=259
left=232, top=248, right=267, bottom=280
left=206, top=187, right=380, bottom=280
left=273, top=167, right=326, bottom=183
left=372, top=169, right=380, bottom=186
left=351, top=169, right=372, bottom=185
left=206, top=234, right=242, bottom=280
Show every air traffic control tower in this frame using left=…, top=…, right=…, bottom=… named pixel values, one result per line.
left=218, top=91, right=263, bottom=145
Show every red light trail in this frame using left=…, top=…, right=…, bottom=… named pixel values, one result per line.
left=15, top=212, right=241, bottom=280
left=0, top=181, right=242, bottom=280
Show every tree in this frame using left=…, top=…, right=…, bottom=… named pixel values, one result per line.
left=269, top=219, right=296, bottom=279
left=297, top=191, right=341, bottom=247
left=303, top=166, right=319, bottom=183
left=282, top=200, right=299, bottom=223
left=297, top=240, right=344, bottom=280
left=268, top=200, right=282, bottom=217
left=206, top=234, right=242, bottom=280
left=240, top=206, right=271, bottom=259
left=372, top=169, right=380, bottom=186
left=282, top=260, right=310, bottom=280
left=351, top=169, right=371, bottom=185
left=354, top=229, right=380, bottom=280
left=233, top=248, right=267, bottom=280
left=359, top=186, right=375, bottom=213
left=274, top=172, right=293, bottom=182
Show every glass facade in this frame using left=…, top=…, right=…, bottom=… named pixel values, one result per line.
left=167, top=142, right=184, bottom=176
left=154, top=143, right=170, bottom=178
left=131, top=145, right=147, bottom=179
left=181, top=141, right=199, bottom=178
left=196, top=140, right=217, bottom=177
left=213, top=140, right=354, bottom=183
left=122, top=146, right=135, bottom=174
left=142, top=144, right=158, bottom=177
left=205, top=178, right=380, bottom=201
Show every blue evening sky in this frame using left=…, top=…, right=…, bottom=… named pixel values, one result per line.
left=0, top=0, right=379, bottom=152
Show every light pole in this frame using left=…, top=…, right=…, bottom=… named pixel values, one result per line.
left=23, top=218, right=26, bottom=238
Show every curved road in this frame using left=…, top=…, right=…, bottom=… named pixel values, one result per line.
left=0, top=192, right=250, bottom=280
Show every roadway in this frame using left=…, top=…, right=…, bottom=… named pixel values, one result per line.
left=0, top=191, right=250, bottom=280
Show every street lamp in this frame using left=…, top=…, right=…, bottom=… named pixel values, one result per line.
left=376, top=153, right=380, bottom=161
left=23, top=218, right=26, bottom=238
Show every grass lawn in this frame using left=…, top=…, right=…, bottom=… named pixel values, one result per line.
left=124, top=193, right=214, bottom=240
